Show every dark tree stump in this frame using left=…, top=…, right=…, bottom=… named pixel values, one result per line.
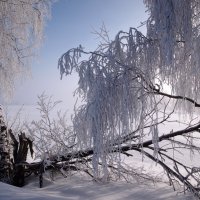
left=11, top=132, right=34, bottom=187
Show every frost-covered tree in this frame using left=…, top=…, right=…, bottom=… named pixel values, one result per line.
left=0, top=0, right=52, bottom=186
left=26, top=93, right=75, bottom=160
left=145, top=0, right=200, bottom=106
left=0, top=0, right=51, bottom=97
left=57, top=0, right=200, bottom=198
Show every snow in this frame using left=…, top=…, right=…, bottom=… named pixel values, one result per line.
left=0, top=175, right=193, bottom=200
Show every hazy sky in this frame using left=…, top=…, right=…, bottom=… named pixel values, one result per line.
left=11, top=0, right=148, bottom=111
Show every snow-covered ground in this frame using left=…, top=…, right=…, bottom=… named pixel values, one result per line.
left=0, top=151, right=196, bottom=200
left=0, top=174, right=193, bottom=200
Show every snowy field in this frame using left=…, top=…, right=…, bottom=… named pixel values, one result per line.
left=0, top=105, right=198, bottom=200
left=0, top=174, right=193, bottom=200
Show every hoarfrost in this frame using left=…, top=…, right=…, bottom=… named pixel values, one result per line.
left=58, top=1, right=200, bottom=179
left=0, top=0, right=51, bottom=97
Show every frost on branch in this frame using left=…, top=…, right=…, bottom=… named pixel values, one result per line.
left=58, top=28, right=162, bottom=179
left=58, top=1, right=200, bottom=196
left=0, top=0, right=51, bottom=97
left=25, top=94, right=75, bottom=160
left=144, top=0, right=200, bottom=107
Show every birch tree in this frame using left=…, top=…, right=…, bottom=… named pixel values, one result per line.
left=57, top=0, right=200, bottom=198
left=0, top=0, right=51, bottom=185
left=0, top=0, right=51, bottom=97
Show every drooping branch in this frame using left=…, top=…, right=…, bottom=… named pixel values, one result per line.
left=0, top=0, right=52, bottom=97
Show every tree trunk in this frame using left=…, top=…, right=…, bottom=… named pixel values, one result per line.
left=0, top=107, right=33, bottom=187
left=11, top=132, right=33, bottom=187
left=0, top=107, right=11, bottom=183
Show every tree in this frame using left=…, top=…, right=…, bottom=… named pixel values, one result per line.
left=0, top=0, right=51, bottom=98
left=0, top=0, right=51, bottom=185
left=57, top=0, right=200, bottom=198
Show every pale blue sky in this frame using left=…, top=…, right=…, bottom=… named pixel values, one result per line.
left=12, top=0, right=148, bottom=109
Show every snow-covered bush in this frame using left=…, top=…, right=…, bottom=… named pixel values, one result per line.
left=25, top=93, right=75, bottom=161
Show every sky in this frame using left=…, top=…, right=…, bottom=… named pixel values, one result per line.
left=11, top=0, right=148, bottom=111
